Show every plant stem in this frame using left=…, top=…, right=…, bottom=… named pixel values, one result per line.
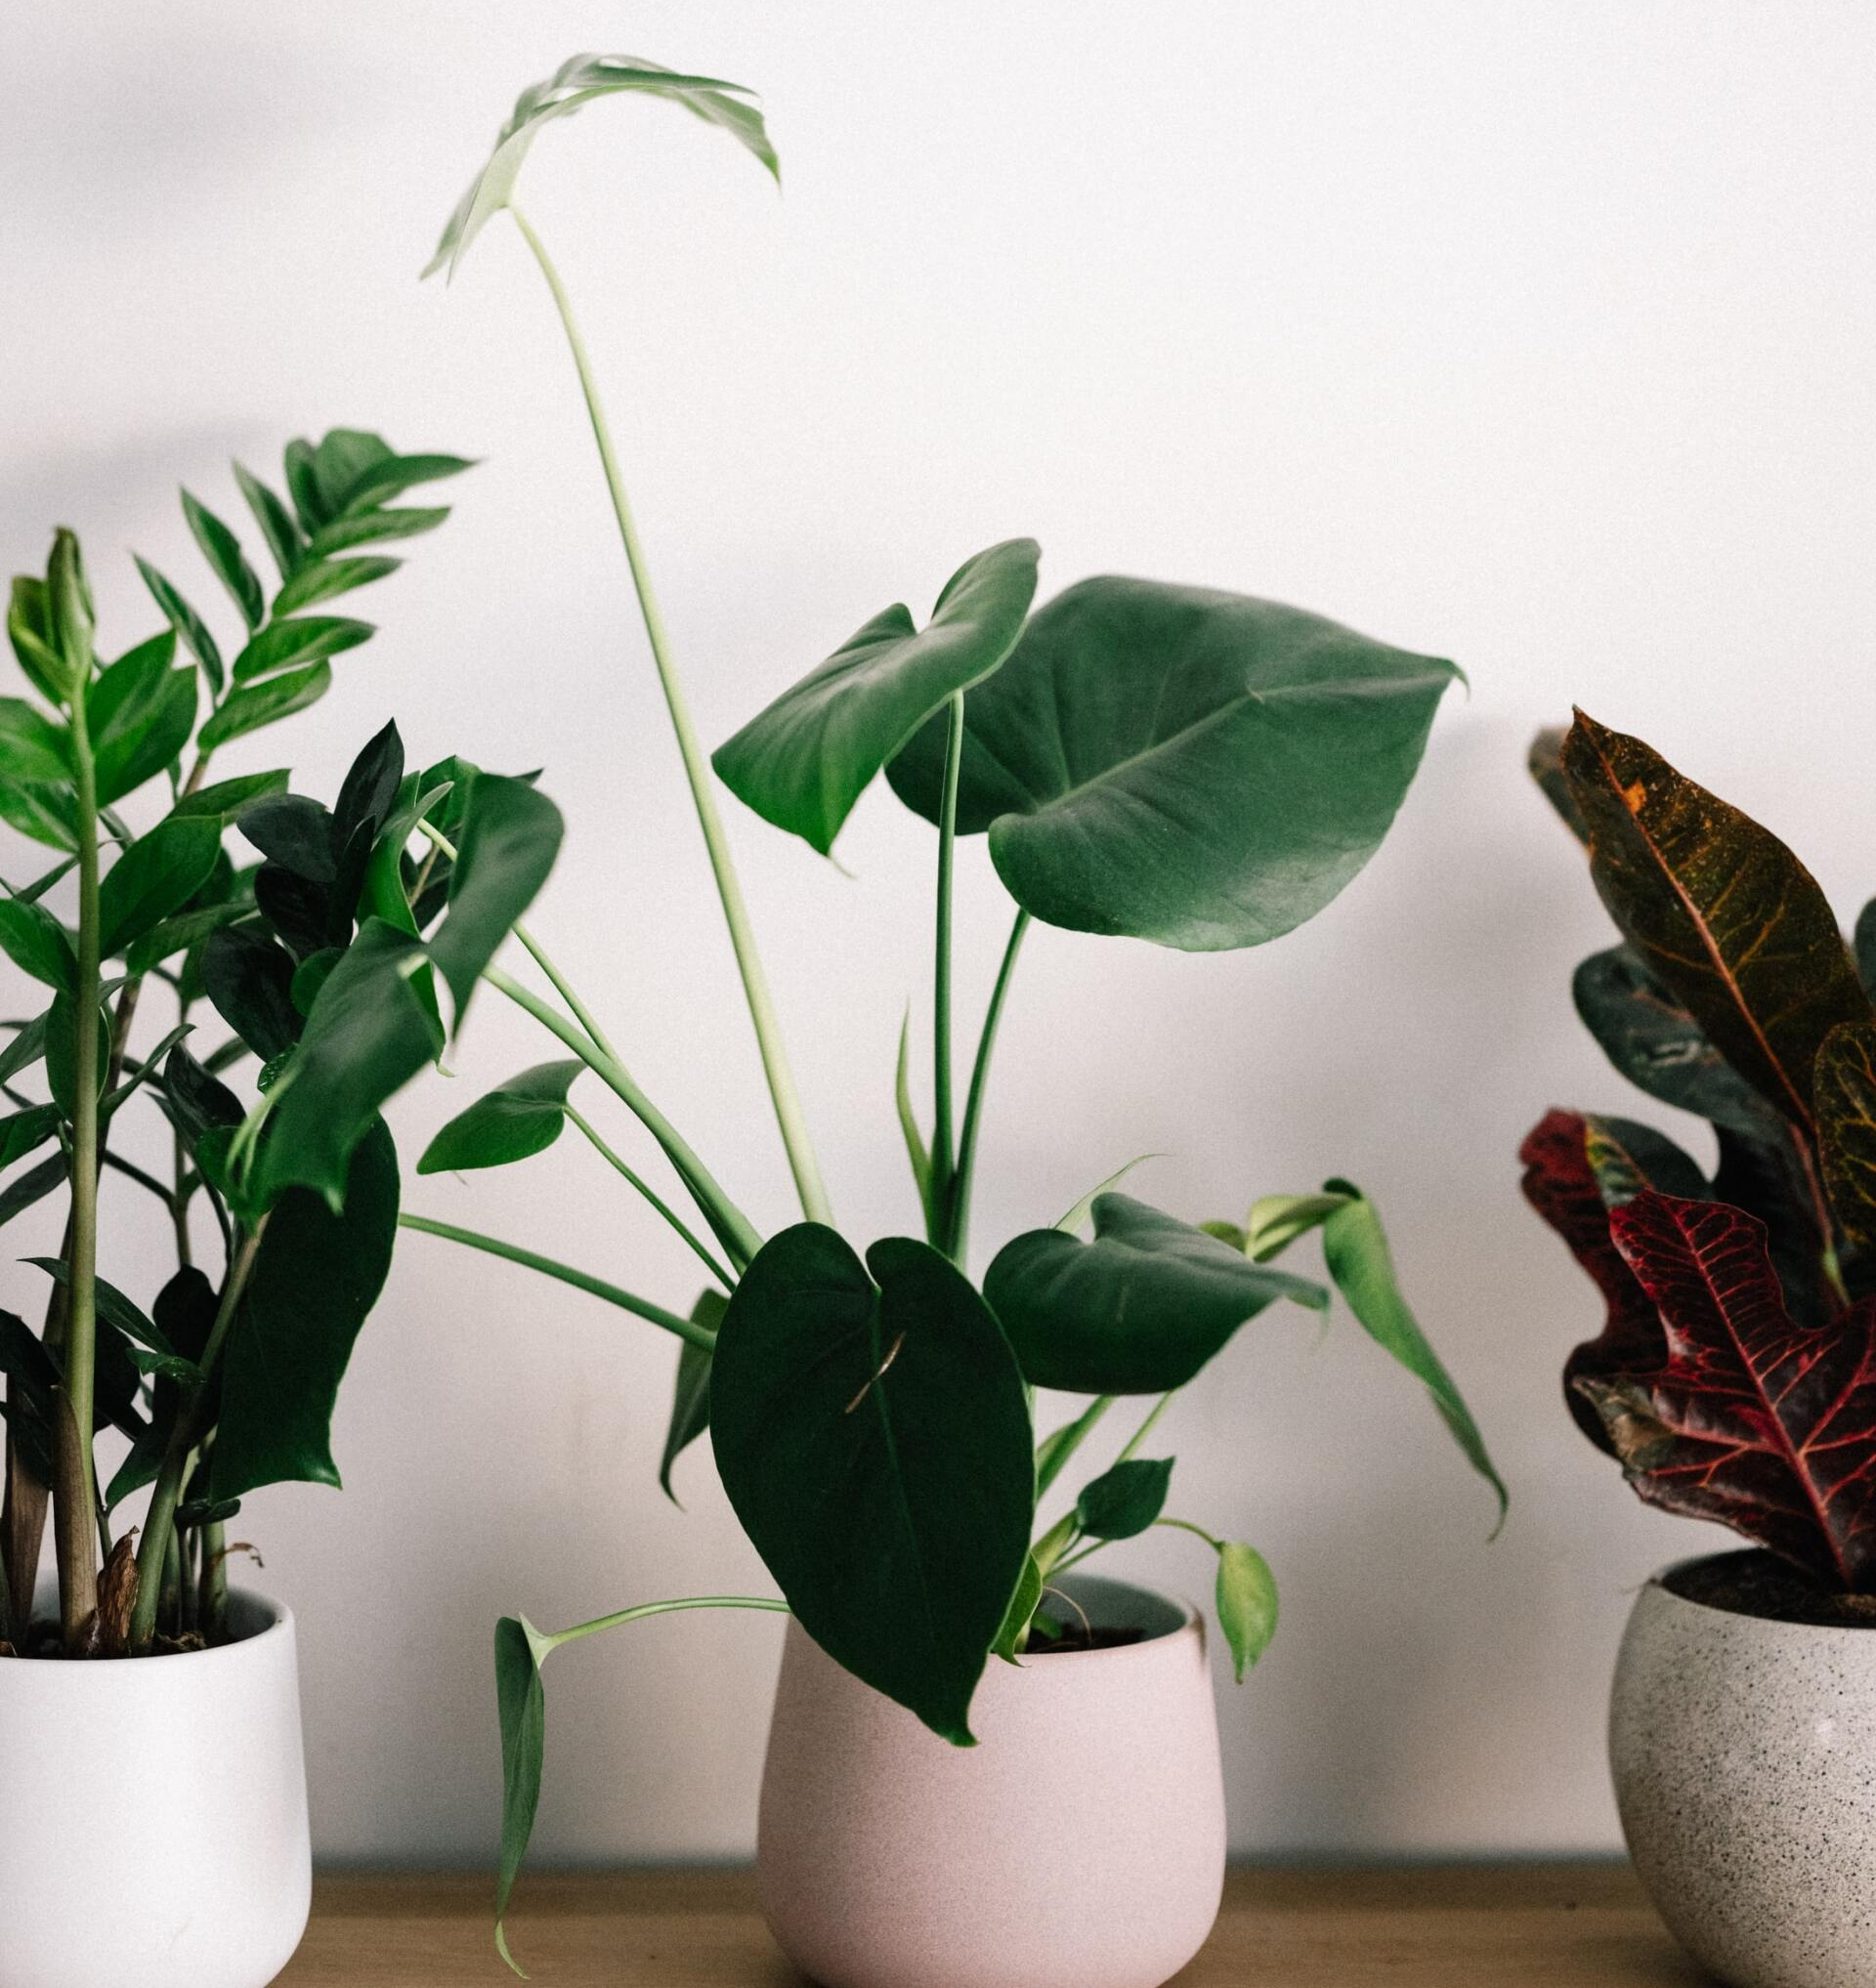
left=542, top=1592, right=789, bottom=1654
left=945, top=907, right=1031, bottom=1261
left=55, top=658, right=105, bottom=1647
left=398, top=1215, right=718, bottom=1349
left=1154, top=1515, right=1224, bottom=1550
left=928, top=695, right=966, bottom=1246
left=507, top=204, right=831, bottom=1228
left=1034, top=1394, right=1115, bottom=1500
left=565, top=1107, right=733, bottom=1290
left=1116, top=1389, right=1177, bottom=1464
left=485, top=964, right=760, bottom=1271
left=131, top=1224, right=266, bottom=1650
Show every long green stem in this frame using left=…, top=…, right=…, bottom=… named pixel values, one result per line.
left=484, top=964, right=760, bottom=1271
left=55, top=654, right=104, bottom=1646
left=564, top=1107, right=734, bottom=1290
left=1116, top=1389, right=1177, bottom=1464
left=928, top=694, right=966, bottom=1246
left=508, top=204, right=831, bottom=1229
left=131, top=1224, right=266, bottom=1649
left=398, top=1214, right=717, bottom=1349
left=542, top=1592, right=789, bottom=1654
left=1034, top=1395, right=1115, bottom=1501
left=945, top=907, right=1031, bottom=1262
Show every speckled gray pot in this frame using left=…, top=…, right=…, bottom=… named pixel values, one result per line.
left=1609, top=1554, right=1876, bottom=1988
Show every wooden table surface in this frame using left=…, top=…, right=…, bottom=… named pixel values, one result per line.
left=280, top=1866, right=1709, bottom=1984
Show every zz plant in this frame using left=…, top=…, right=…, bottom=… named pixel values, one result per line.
left=1524, top=713, right=1876, bottom=1591
left=0, top=433, right=562, bottom=1657
left=410, top=56, right=1506, bottom=1970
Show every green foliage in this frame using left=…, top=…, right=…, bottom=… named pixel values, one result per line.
left=1215, top=1542, right=1279, bottom=1680
left=1076, top=1458, right=1173, bottom=1541
left=419, top=1060, right=582, bottom=1173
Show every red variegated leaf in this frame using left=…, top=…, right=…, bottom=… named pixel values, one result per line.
left=1585, top=1190, right=1876, bottom=1590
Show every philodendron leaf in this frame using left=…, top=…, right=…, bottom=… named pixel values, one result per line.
left=660, top=1290, right=724, bottom=1503
left=210, top=1118, right=399, bottom=1500
left=984, top=1194, right=1326, bottom=1395
left=711, top=1224, right=1035, bottom=1744
left=425, top=53, right=778, bottom=282
left=0, top=897, right=75, bottom=991
left=493, top=1612, right=553, bottom=1975
left=97, top=817, right=221, bottom=957
left=1316, top=1181, right=1507, bottom=1524
left=714, top=539, right=1040, bottom=856
left=1215, top=1542, right=1278, bottom=1680
left=1562, top=711, right=1872, bottom=1138
left=1816, top=1020, right=1876, bottom=1252
left=428, top=773, right=564, bottom=1026
left=419, top=1060, right=582, bottom=1173
left=1076, top=1457, right=1173, bottom=1541
left=887, top=579, right=1461, bottom=951
left=89, top=632, right=196, bottom=806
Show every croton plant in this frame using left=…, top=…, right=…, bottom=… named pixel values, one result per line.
left=1525, top=712, right=1876, bottom=1592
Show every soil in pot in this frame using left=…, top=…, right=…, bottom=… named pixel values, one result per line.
left=1661, top=1548, right=1876, bottom=1628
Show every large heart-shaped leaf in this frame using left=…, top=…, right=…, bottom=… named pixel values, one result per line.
left=713, top=540, right=1039, bottom=855
left=1562, top=712, right=1872, bottom=1137
left=1581, top=1189, right=1876, bottom=1589
left=886, top=578, right=1460, bottom=951
left=210, top=1118, right=399, bottom=1500
left=710, top=1224, right=1033, bottom=1744
left=985, top=1194, right=1325, bottom=1394
left=425, top=54, right=778, bottom=282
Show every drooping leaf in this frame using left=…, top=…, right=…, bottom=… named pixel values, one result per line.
left=418, top=1060, right=580, bottom=1173
left=233, top=462, right=305, bottom=580
left=426, top=54, right=778, bottom=282
left=428, top=773, right=564, bottom=1024
left=0, top=897, right=75, bottom=991
left=1317, top=1181, right=1506, bottom=1522
left=97, top=817, right=221, bottom=957
left=0, top=698, right=69, bottom=784
left=492, top=1612, right=553, bottom=1974
left=1215, top=1542, right=1278, bottom=1680
left=1817, top=1019, right=1876, bottom=1253
left=887, top=578, right=1461, bottom=951
left=197, top=660, right=331, bottom=749
left=182, top=489, right=264, bottom=632
left=984, top=1194, right=1326, bottom=1395
left=210, top=1118, right=399, bottom=1499
left=1562, top=712, right=1872, bottom=1137
left=659, top=1290, right=724, bottom=1503
left=202, top=924, right=301, bottom=1059
left=1582, top=1189, right=1876, bottom=1589
left=275, top=556, right=402, bottom=615
left=230, top=614, right=372, bottom=685
left=1075, top=1457, right=1173, bottom=1541
left=1241, top=1191, right=1353, bottom=1261
left=990, top=1550, right=1045, bottom=1663
left=134, top=557, right=224, bottom=695
left=711, top=1224, right=1034, bottom=1743
left=88, top=632, right=196, bottom=805
left=714, top=539, right=1039, bottom=856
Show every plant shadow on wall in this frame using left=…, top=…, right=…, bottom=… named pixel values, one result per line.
left=0, top=434, right=563, bottom=1658
left=402, top=57, right=1509, bottom=1975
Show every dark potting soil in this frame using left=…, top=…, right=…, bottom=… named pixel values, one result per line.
left=1663, top=1550, right=1876, bottom=1628
left=1022, top=1625, right=1148, bottom=1656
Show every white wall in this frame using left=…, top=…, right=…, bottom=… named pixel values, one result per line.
left=3, top=1, right=1874, bottom=1864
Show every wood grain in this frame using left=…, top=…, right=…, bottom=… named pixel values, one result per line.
left=278, top=1865, right=1705, bottom=1985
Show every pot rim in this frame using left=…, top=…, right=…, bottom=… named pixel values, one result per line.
left=1019, top=1570, right=1203, bottom=1667
left=6, top=1584, right=292, bottom=1670
left=1644, top=1550, right=1876, bottom=1638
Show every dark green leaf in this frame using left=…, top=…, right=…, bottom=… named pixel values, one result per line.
left=339, top=454, right=475, bottom=513
left=984, top=1194, right=1326, bottom=1394
left=171, top=768, right=291, bottom=821
left=134, top=557, right=224, bottom=695
left=0, top=1013, right=48, bottom=1087
left=660, top=1291, right=723, bottom=1503
left=0, top=1103, right=60, bottom=1168
left=1075, top=1457, right=1173, bottom=1541
left=418, top=1060, right=580, bottom=1173
left=239, top=794, right=336, bottom=881
left=428, top=774, right=563, bottom=1025
left=0, top=897, right=75, bottom=991
left=714, top=539, right=1039, bottom=856
left=182, top=489, right=264, bottom=632
left=0, top=777, right=76, bottom=852
left=233, top=462, right=305, bottom=580
left=211, top=1118, right=399, bottom=1498
left=202, top=924, right=301, bottom=1059
left=293, top=431, right=391, bottom=528
left=124, top=901, right=250, bottom=976
left=0, top=697, right=70, bottom=784
left=493, top=1613, right=551, bottom=1971
left=174, top=1497, right=240, bottom=1530
left=306, top=507, right=449, bottom=559
left=427, top=55, right=777, bottom=282
left=88, top=632, right=196, bottom=805
left=1215, top=1542, right=1278, bottom=1680
left=711, top=1224, right=1034, bottom=1743
left=275, top=556, right=402, bottom=615
left=97, top=817, right=220, bottom=957
left=44, top=989, right=107, bottom=1118
left=332, top=721, right=405, bottom=852
left=231, top=614, right=372, bottom=685
left=887, top=579, right=1462, bottom=951
left=0, top=1155, right=64, bottom=1229
left=162, top=1042, right=244, bottom=1146
left=289, top=948, right=343, bottom=1016
left=198, top=660, right=331, bottom=749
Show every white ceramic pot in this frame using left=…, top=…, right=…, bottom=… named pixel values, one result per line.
left=1610, top=1554, right=1876, bottom=1988
left=757, top=1573, right=1226, bottom=1988
left=0, top=1586, right=311, bottom=1988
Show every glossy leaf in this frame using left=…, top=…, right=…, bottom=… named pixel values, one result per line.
left=1215, top=1542, right=1279, bottom=1680
left=428, top=773, right=564, bottom=1024
left=0, top=1013, right=47, bottom=1088
left=1075, top=1457, right=1173, bottom=1541
left=660, top=1290, right=725, bottom=1503
left=97, top=817, right=220, bottom=957
left=0, top=698, right=69, bottom=784
left=1317, top=1181, right=1507, bottom=1522
left=231, top=614, right=372, bottom=685
left=241, top=794, right=337, bottom=881
left=419, top=1060, right=581, bottom=1173
left=0, top=1103, right=60, bottom=1168
left=711, top=1225, right=1034, bottom=1743
left=198, top=660, right=331, bottom=749
left=1579, top=1189, right=1876, bottom=1588
left=0, top=897, right=75, bottom=991
left=134, top=556, right=224, bottom=694
left=990, top=1551, right=1045, bottom=1663
left=44, top=989, right=108, bottom=1118
left=307, top=507, right=449, bottom=558
left=1562, top=711, right=1872, bottom=1137
left=426, top=54, right=778, bottom=282
left=7, top=573, right=65, bottom=701
left=89, top=633, right=195, bottom=805
left=202, top=924, right=301, bottom=1059
left=161, top=1042, right=243, bottom=1147
left=714, top=539, right=1039, bottom=856
left=1817, top=1020, right=1876, bottom=1252
left=0, top=1154, right=64, bottom=1229
left=182, top=489, right=264, bottom=631
left=887, top=579, right=1461, bottom=951
left=984, top=1194, right=1326, bottom=1395
left=275, top=556, right=401, bottom=615
left=171, top=768, right=290, bottom=821
left=0, top=775, right=76, bottom=852
left=338, top=454, right=475, bottom=514
left=492, top=1613, right=551, bottom=1973
left=233, top=463, right=305, bottom=580
left=210, top=1119, right=400, bottom=1499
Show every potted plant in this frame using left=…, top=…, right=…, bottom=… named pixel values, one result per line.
left=0, top=435, right=563, bottom=1988
left=1523, top=712, right=1876, bottom=1988
left=409, top=57, right=1506, bottom=1988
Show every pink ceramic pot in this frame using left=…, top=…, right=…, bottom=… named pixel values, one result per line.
left=757, top=1574, right=1225, bottom=1988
